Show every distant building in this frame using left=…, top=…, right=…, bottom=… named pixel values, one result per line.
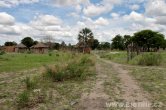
left=15, top=43, right=27, bottom=53
left=76, top=42, right=91, bottom=54
left=31, top=43, right=49, bottom=54
left=3, top=46, right=15, bottom=53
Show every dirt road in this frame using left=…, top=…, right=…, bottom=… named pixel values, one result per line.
left=78, top=57, right=151, bottom=110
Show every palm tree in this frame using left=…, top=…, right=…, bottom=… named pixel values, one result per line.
left=78, top=28, right=94, bottom=48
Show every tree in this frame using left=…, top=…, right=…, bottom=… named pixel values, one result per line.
left=53, top=43, right=60, bottom=50
left=78, top=28, right=94, bottom=47
left=98, top=42, right=111, bottom=50
left=161, top=39, right=166, bottom=50
left=91, top=39, right=99, bottom=50
left=111, top=34, right=125, bottom=50
left=4, top=41, right=17, bottom=46
left=124, top=35, right=132, bottom=48
left=33, top=41, right=38, bottom=45
left=60, top=41, right=66, bottom=50
left=133, top=30, right=165, bottom=51
left=21, top=37, right=34, bottom=49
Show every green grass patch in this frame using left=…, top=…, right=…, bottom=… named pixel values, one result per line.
left=99, top=51, right=127, bottom=64
left=0, top=52, right=73, bottom=72
left=129, top=52, right=162, bottom=66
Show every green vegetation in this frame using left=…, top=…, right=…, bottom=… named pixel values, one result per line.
left=129, top=52, right=162, bottom=66
left=0, top=51, right=5, bottom=55
left=17, top=90, right=30, bottom=108
left=0, top=52, right=96, bottom=109
left=0, top=52, right=72, bottom=72
left=111, top=30, right=166, bottom=51
left=24, top=77, right=37, bottom=90
left=99, top=51, right=166, bottom=66
left=128, top=67, right=166, bottom=109
left=44, top=55, right=95, bottom=81
left=99, top=51, right=127, bottom=64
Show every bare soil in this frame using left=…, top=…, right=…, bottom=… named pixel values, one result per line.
left=77, top=56, right=151, bottom=110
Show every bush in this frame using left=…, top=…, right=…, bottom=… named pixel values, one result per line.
left=44, top=55, right=94, bottom=82
left=0, top=51, right=5, bottom=55
left=131, top=52, right=162, bottom=66
left=24, top=77, right=37, bottom=90
left=48, top=52, right=52, bottom=56
left=79, top=55, right=95, bottom=66
left=27, top=51, right=32, bottom=54
left=17, top=90, right=29, bottom=108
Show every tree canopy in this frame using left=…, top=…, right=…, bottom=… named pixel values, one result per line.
left=4, top=41, right=17, bottom=46
left=111, top=34, right=125, bottom=50
left=111, top=30, right=165, bottom=51
left=21, top=37, right=34, bottom=49
left=132, top=30, right=165, bottom=51
left=78, top=28, right=94, bottom=47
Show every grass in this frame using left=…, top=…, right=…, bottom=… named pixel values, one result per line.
left=99, top=51, right=127, bottom=64
left=99, top=51, right=166, bottom=67
left=99, top=50, right=166, bottom=109
left=128, top=67, right=166, bottom=109
left=17, top=90, right=30, bottom=109
left=24, top=77, right=37, bottom=90
left=0, top=52, right=72, bottom=72
left=0, top=52, right=96, bottom=109
left=43, top=55, right=95, bottom=82
left=129, top=52, right=162, bottom=66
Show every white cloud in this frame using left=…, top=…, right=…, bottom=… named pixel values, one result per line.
left=30, top=15, right=62, bottom=26
left=0, top=0, right=39, bottom=7
left=123, top=11, right=145, bottom=22
left=156, top=16, right=166, bottom=25
left=0, top=12, right=15, bottom=25
left=51, top=0, right=89, bottom=7
left=111, top=13, right=120, bottom=19
left=94, top=17, right=109, bottom=26
left=83, top=0, right=122, bottom=17
left=83, top=4, right=112, bottom=17
left=130, top=4, right=140, bottom=10
left=145, top=0, right=166, bottom=16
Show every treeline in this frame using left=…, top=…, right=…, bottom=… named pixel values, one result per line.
left=3, top=29, right=166, bottom=51
left=111, top=30, right=166, bottom=51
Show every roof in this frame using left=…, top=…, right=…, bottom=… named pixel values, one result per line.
left=15, top=43, right=27, bottom=48
left=31, top=43, right=49, bottom=48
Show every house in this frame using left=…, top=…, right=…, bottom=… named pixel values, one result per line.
left=15, top=43, right=27, bottom=53
left=31, top=43, right=49, bottom=54
left=0, top=46, right=3, bottom=51
left=76, top=42, right=91, bottom=54
left=4, top=46, right=15, bottom=53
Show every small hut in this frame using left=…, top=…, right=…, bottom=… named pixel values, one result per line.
left=15, top=43, right=27, bottom=53
left=31, top=43, right=49, bottom=54
left=4, top=46, right=15, bottom=53
left=76, top=42, right=91, bottom=54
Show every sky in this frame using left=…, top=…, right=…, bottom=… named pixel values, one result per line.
left=0, top=0, right=166, bottom=45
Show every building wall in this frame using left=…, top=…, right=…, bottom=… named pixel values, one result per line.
left=4, top=46, right=15, bottom=52
left=31, top=48, right=48, bottom=54
left=15, top=48, right=27, bottom=53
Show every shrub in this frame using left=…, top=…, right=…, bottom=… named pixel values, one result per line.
left=24, top=77, right=37, bottom=90
left=17, top=91, right=29, bottom=108
left=44, top=55, right=95, bottom=82
left=0, top=51, right=5, bottom=55
left=56, top=53, right=59, bottom=56
left=48, top=52, right=52, bottom=56
left=27, top=51, right=32, bottom=54
left=79, top=55, right=95, bottom=66
left=131, top=52, right=162, bottom=66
